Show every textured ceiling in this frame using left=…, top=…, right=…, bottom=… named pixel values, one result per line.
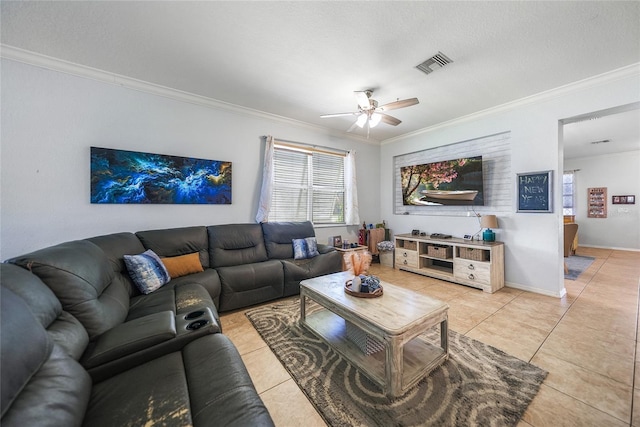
left=563, top=107, right=640, bottom=160
left=1, top=1, right=639, bottom=145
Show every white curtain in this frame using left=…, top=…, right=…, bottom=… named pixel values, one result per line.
left=344, top=150, right=360, bottom=225
left=255, top=135, right=274, bottom=223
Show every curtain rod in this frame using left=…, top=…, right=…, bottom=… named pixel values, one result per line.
left=261, top=136, right=349, bottom=156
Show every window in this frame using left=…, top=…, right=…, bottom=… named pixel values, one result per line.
left=271, top=144, right=345, bottom=224
left=562, top=171, right=576, bottom=215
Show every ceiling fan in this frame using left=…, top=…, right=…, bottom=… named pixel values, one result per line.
left=321, top=90, right=419, bottom=136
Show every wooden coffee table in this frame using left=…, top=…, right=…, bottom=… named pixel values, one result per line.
left=299, top=271, right=449, bottom=398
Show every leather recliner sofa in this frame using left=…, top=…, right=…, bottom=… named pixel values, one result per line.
left=1, top=221, right=341, bottom=425
left=0, top=264, right=274, bottom=426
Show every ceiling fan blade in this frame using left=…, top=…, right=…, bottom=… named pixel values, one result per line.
left=378, top=97, right=419, bottom=111
left=320, top=112, right=358, bottom=118
left=354, top=91, right=371, bottom=110
left=346, top=120, right=360, bottom=133
left=380, top=113, right=401, bottom=126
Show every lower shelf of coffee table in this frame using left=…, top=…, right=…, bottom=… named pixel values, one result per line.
left=302, top=308, right=446, bottom=393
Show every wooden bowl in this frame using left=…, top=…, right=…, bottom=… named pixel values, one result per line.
left=345, top=280, right=383, bottom=298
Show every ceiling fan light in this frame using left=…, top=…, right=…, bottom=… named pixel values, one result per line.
left=356, top=114, right=368, bottom=128
left=370, top=113, right=382, bottom=128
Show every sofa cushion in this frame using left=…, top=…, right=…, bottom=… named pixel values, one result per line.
left=83, top=334, right=273, bottom=427
left=7, top=240, right=130, bottom=340
left=261, top=221, right=317, bottom=259
left=166, top=269, right=222, bottom=309
left=184, top=334, right=275, bottom=426
left=84, top=351, right=192, bottom=426
left=128, top=282, right=220, bottom=326
left=88, top=231, right=222, bottom=308
left=1, top=286, right=91, bottom=426
left=0, top=263, right=62, bottom=329
left=46, top=311, right=90, bottom=361
left=124, top=249, right=171, bottom=294
left=161, top=253, right=204, bottom=278
left=216, top=260, right=284, bottom=312
left=86, top=232, right=146, bottom=298
left=208, top=224, right=269, bottom=268
left=281, top=250, right=343, bottom=297
left=0, top=264, right=89, bottom=361
left=136, top=226, right=210, bottom=269
left=1, top=286, right=51, bottom=417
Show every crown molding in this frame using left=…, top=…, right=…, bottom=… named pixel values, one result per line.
left=4, top=44, right=636, bottom=148
left=383, top=62, right=640, bottom=145
left=0, top=44, right=378, bottom=145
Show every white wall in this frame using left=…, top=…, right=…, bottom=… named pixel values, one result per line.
left=565, top=151, right=640, bottom=250
left=0, top=59, right=381, bottom=259
left=380, top=69, right=640, bottom=296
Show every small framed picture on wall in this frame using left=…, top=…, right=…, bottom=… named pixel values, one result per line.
left=612, top=195, right=635, bottom=204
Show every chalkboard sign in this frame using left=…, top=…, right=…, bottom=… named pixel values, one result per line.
left=516, top=171, right=553, bottom=213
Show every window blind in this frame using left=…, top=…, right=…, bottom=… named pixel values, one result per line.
left=562, top=171, right=576, bottom=215
left=272, top=145, right=345, bottom=224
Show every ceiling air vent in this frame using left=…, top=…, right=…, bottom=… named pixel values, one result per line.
left=416, top=52, right=453, bottom=75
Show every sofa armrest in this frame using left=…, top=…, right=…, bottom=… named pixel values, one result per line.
left=84, top=308, right=220, bottom=382
left=82, top=311, right=176, bottom=368
left=317, top=243, right=336, bottom=254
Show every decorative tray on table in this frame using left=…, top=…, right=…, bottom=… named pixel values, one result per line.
left=344, top=276, right=383, bottom=298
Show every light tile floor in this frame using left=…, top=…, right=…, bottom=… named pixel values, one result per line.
left=220, top=247, right=640, bottom=426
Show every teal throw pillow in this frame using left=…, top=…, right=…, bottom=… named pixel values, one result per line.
left=124, top=249, right=171, bottom=294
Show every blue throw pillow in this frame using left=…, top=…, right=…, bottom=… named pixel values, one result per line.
left=293, top=237, right=320, bottom=260
left=292, top=238, right=308, bottom=260
left=305, top=237, right=319, bottom=258
left=124, top=249, right=171, bottom=294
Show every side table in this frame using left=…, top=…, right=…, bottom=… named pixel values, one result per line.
left=334, top=245, right=368, bottom=271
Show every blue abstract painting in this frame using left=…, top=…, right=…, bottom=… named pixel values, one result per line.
left=91, top=147, right=232, bottom=204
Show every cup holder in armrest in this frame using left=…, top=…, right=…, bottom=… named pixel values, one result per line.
left=176, top=307, right=220, bottom=334
left=186, top=319, right=209, bottom=330
left=184, top=310, right=206, bottom=320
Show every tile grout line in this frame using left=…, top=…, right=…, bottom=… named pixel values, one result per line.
left=524, top=249, right=625, bottom=427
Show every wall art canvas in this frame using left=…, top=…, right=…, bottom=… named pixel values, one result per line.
left=91, top=147, right=232, bottom=204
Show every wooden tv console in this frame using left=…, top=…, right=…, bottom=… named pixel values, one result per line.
left=394, top=233, right=504, bottom=293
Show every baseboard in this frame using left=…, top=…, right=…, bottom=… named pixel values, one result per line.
left=579, top=244, right=640, bottom=252
left=505, top=281, right=566, bottom=298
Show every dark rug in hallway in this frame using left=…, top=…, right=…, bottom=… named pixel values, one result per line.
left=565, top=255, right=596, bottom=280
left=246, top=298, right=547, bottom=427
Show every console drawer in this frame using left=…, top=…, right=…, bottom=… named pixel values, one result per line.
left=396, top=250, right=418, bottom=268
left=454, top=261, right=490, bottom=284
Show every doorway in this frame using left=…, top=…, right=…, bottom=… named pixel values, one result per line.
left=559, top=102, right=640, bottom=257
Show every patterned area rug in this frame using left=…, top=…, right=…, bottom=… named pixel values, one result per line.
left=565, top=255, right=596, bottom=280
left=246, top=298, right=547, bottom=427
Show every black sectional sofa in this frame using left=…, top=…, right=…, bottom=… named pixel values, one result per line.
left=1, top=221, right=342, bottom=426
